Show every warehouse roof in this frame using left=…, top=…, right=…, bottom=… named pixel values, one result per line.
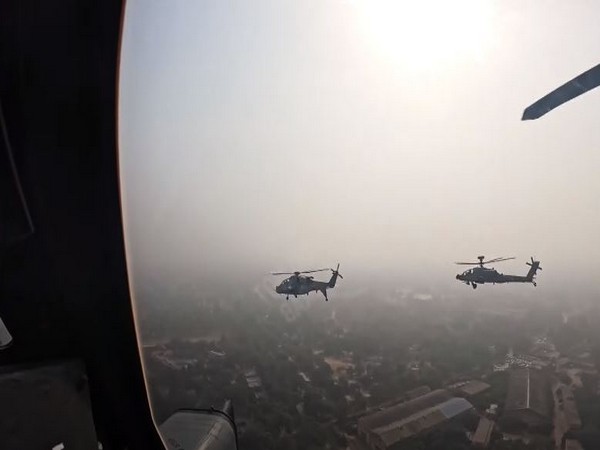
left=358, top=389, right=451, bottom=432
left=370, top=397, right=474, bottom=448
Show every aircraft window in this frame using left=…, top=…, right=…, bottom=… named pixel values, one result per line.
left=119, top=1, right=600, bottom=449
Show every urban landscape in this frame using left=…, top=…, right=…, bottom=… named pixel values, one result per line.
left=137, top=278, right=600, bottom=450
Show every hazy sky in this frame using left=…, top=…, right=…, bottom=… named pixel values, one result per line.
left=119, top=0, right=600, bottom=290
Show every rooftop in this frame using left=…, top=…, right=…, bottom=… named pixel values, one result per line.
left=505, top=368, right=551, bottom=419
left=358, top=389, right=452, bottom=432
left=565, top=439, right=584, bottom=450
left=370, top=397, right=474, bottom=447
left=246, top=376, right=262, bottom=388
left=556, top=384, right=581, bottom=430
left=452, top=380, right=490, bottom=397
left=405, top=385, right=431, bottom=400
left=472, top=417, right=494, bottom=448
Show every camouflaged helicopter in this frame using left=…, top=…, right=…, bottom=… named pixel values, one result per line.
left=455, top=256, right=541, bottom=289
left=272, top=264, right=342, bottom=301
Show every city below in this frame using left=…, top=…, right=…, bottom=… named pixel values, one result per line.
left=138, top=281, right=600, bottom=450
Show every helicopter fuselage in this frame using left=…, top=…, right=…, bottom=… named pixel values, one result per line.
left=456, top=259, right=541, bottom=289
left=276, top=276, right=328, bottom=296
left=275, top=267, right=341, bottom=301
left=456, top=268, right=529, bottom=284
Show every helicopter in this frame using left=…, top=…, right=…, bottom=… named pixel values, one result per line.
left=455, top=256, right=542, bottom=289
left=272, top=264, right=343, bottom=301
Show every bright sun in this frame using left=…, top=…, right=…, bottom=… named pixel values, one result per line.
left=352, top=0, right=494, bottom=70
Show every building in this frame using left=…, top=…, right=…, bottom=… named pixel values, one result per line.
left=404, top=385, right=430, bottom=400
left=244, top=369, right=262, bottom=389
left=565, top=439, right=584, bottom=450
left=208, top=350, right=226, bottom=359
left=151, top=350, right=198, bottom=370
left=358, top=389, right=474, bottom=449
left=554, top=384, right=582, bottom=448
left=503, top=369, right=552, bottom=429
left=530, top=338, right=560, bottom=363
left=368, top=398, right=473, bottom=450
left=358, top=389, right=451, bottom=437
left=451, top=380, right=490, bottom=397
left=485, top=404, right=498, bottom=416
left=346, top=386, right=430, bottom=422
left=556, top=384, right=581, bottom=430
left=471, top=417, right=494, bottom=448
left=298, top=371, right=311, bottom=383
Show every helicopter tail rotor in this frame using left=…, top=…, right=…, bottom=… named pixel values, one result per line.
left=526, top=257, right=542, bottom=270
left=328, top=264, right=342, bottom=287
left=525, top=257, right=542, bottom=283
left=332, top=263, right=343, bottom=279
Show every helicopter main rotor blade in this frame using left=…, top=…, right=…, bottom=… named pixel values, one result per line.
left=300, top=268, right=331, bottom=274
left=484, top=257, right=515, bottom=264
left=455, top=256, right=516, bottom=265
left=522, top=63, right=600, bottom=120
left=271, top=268, right=330, bottom=275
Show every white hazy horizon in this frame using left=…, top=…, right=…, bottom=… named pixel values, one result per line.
left=119, top=0, right=600, bottom=294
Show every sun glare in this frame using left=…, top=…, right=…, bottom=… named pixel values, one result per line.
left=352, top=0, right=494, bottom=70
